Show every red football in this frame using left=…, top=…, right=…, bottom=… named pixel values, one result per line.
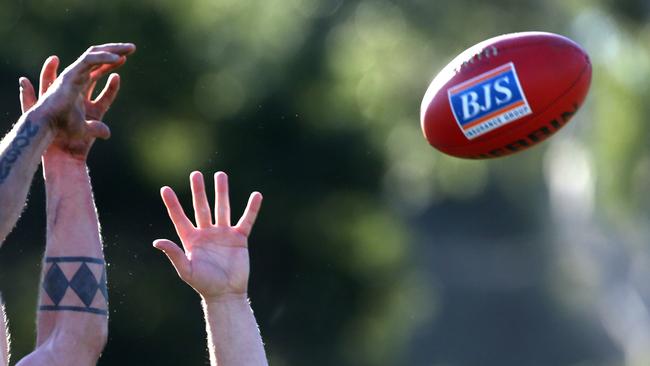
left=420, top=32, right=592, bottom=159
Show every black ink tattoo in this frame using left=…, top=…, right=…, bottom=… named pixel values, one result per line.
left=40, top=256, right=108, bottom=315
left=0, top=119, right=40, bottom=184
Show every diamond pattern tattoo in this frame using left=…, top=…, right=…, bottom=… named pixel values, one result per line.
left=43, top=263, right=68, bottom=305
left=40, top=257, right=108, bottom=315
left=69, top=263, right=99, bottom=307
left=98, top=268, right=108, bottom=301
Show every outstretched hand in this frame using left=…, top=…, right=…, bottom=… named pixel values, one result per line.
left=20, top=43, right=135, bottom=160
left=155, top=171, right=263, bottom=302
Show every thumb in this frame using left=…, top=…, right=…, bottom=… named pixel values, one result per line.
left=153, top=239, right=191, bottom=281
left=19, top=77, right=37, bottom=114
left=86, top=120, right=111, bottom=140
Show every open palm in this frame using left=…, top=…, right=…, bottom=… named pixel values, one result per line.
left=155, top=171, right=263, bottom=301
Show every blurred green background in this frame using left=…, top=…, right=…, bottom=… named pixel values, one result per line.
left=0, top=0, right=649, bottom=365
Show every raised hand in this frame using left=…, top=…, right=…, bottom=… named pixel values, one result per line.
left=19, top=43, right=135, bottom=160
left=155, top=171, right=263, bottom=302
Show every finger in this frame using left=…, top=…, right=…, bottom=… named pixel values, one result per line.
left=153, top=239, right=191, bottom=281
left=85, top=120, right=111, bottom=140
left=236, top=192, right=263, bottom=237
left=87, top=58, right=125, bottom=100
left=72, top=51, right=122, bottom=74
left=39, top=55, right=59, bottom=96
left=161, top=186, right=195, bottom=240
left=87, top=43, right=136, bottom=56
left=92, top=73, right=121, bottom=113
left=214, top=171, right=231, bottom=226
left=19, top=77, right=37, bottom=113
left=190, top=171, right=213, bottom=228
left=90, top=56, right=126, bottom=80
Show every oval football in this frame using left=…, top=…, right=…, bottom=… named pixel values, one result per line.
left=420, top=32, right=592, bottom=159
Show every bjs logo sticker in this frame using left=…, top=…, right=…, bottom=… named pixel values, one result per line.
left=448, top=62, right=532, bottom=139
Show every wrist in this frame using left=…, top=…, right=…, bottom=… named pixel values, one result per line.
left=201, top=292, right=249, bottom=307
left=28, top=103, right=56, bottom=133
left=42, top=148, right=87, bottom=166
left=42, top=153, right=88, bottom=181
left=22, top=107, right=55, bottom=142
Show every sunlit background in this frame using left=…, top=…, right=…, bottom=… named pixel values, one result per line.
left=0, top=0, right=649, bottom=365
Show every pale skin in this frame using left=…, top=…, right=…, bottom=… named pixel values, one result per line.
left=0, top=45, right=128, bottom=245
left=2, top=43, right=135, bottom=366
left=156, top=171, right=269, bottom=366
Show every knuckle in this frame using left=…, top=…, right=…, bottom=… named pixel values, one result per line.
left=60, top=73, right=74, bottom=83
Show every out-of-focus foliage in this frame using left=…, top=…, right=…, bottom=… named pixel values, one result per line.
left=0, top=0, right=648, bottom=365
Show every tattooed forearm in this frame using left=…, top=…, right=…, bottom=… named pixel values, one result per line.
left=40, top=256, right=108, bottom=316
left=0, top=120, right=40, bottom=184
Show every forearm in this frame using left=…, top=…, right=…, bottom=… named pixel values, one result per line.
left=202, top=295, right=268, bottom=366
left=0, top=108, right=54, bottom=243
left=36, top=156, right=107, bottom=363
left=42, top=155, right=103, bottom=257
